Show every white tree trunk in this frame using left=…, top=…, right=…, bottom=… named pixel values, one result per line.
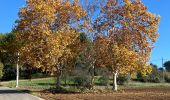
left=113, top=72, right=118, bottom=91
left=16, top=53, right=19, bottom=88
left=90, top=64, right=95, bottom=90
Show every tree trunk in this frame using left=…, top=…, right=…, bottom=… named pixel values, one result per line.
left=112, top=72, right=118, bottom=91
left=90, top=61, right=96, bottom=90
left=16, top=53, right=19, bottom=88
left=90, top=70, right=94, bottom=89
left=56, top=74, right=61, bottom=89
left=29, top=67, right=32, bottom=81
left=56, top=64, right=62, bottom=89
left=64, top=76, right=67, bottom=86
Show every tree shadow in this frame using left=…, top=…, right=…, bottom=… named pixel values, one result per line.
left=37, top=83, right=55, bottom=86
left=0, top=89, right=30, bottom=94
left=44, top=87, right=80, bottom=94
left=37, top=83, right=78, bottom=87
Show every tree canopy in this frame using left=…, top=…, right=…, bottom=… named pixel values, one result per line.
left=164, top=61, right=170, bottom=72
left=0, top=0, right=160, bottom=91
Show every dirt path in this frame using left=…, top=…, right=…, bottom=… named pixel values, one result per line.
left=0, top=87, right=43, bottom=100
left=39, top=87, right=170, bottom=100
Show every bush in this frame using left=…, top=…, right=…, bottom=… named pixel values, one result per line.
left=147, top=75, right=161, bottom=83
left=117, top=75, right=130, bottom=85
left=154, top=76, right=161, bottom=83
left=98, top=76, right=109, bottom=86
left=164, top=72, right=170, bottom=83
left=74, top=76, right=91, bottom=88
left=136, top=66, right=162, bottom=83
left=137, top=73, right=161, bottom=83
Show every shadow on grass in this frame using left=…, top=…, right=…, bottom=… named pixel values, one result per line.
left=37, top=83, right=55, bottom=86
left=37, top=83, right=77, bottom=87
left=37, top=82, right=82, bottom=88
left=43, top=87, right=81, bottom=94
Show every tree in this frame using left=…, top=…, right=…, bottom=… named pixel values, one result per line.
left=137, top=63, right=162, bottom=83
left=149, top=64, right=162, bottom=82
left=93, top=0, right=160, bottom=91
left=158, top=67, right=164, bottom=71
left=15, top=0, right=86, bottom=89
left=164, top=61, right=170, bottom=72
left=95, top=36, right=141, bottom=90
left=150, top=63, right=158, bottom=69
left=75, top=33, right=96, bottom=89
left=0, top=32, right=21, bottom=87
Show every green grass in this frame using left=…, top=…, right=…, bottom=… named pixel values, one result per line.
left=0, top=77, right=79, bottom=91
left=125, top=81, right=170, bottom=88
left=1, top=77, right=170, bottom=92
left=0, top=77, right=56, bottom=90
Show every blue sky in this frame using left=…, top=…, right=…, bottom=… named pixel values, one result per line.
left=142, top=0, right=170, bottom=67
left=0, top=0, right=169, bottom=67
left=0, top=0, right=25, bottom=33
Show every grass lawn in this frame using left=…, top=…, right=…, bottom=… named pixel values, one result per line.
left=1, top=77, right=170, bottom=91
left=0, top=77, right=56, bottom=91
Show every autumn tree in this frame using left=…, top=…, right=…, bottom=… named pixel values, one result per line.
left=15, top=0, right=86, bottom=89
left=94, top=0, right=160, bottom=91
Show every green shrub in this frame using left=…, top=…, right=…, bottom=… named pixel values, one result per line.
left=137, top=73, right=161, bottom=83
left=147, top=75, right=161, bottom=83
left=98, top=76, right=109, bottom=86
left=74, top=76, right=91, bottom=88
left=117, top=75, right=130, bottom=85
left=136, top=66, right=162, bottom=83
left=164, top=72, right=170, bottom=83
left=154, top=76, right=161, bottom=83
